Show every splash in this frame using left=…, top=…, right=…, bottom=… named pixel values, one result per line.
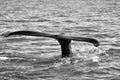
left=73, top=46, right=110, bottom=63
left=52, top=46, right=110, bottom=68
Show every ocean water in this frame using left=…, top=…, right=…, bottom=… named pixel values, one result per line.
left=0, top=0, right=120, bottom=80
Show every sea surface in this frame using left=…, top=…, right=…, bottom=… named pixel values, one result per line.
left=0, top=0, right=120, bottom=80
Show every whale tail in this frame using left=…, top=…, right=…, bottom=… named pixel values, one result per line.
left=4, top=31, right=56, bottom=38
left=4, top=31, right=100, bottom=57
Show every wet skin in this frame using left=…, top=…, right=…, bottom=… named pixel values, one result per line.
left=4, top=31, right=100, bottom=57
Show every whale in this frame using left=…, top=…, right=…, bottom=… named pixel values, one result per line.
left=4, top=31, right=100, bottom=57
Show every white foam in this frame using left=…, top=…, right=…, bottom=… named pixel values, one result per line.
left=91, top=56, right=99, bottom=62
left=0, top=56, right=8, bottom=60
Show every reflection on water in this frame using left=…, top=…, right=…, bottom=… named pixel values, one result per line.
left=0, top=0, right=120, bottom=80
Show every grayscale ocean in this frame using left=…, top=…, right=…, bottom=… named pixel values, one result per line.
left=0, top=0, right=120, bottom=80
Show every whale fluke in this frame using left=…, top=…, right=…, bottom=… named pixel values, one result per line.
left=4, top=31, right=100, bottom=57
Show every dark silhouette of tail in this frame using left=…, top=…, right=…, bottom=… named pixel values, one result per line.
left=5, top=31, right=100, bottom=57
